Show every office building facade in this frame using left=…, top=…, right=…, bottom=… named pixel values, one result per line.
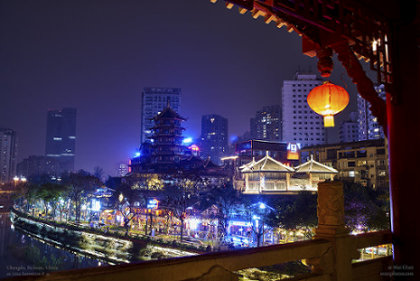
left=0, top=128, right=17, bottom=183
left=339, top=112, right=359, bottom=143
left=17, top=155, right=63, bottom=178
left=140, top=87, right=181, bottom=144
left=45, top=108, right=76, bottom=172
left=250, top=105, right=282, bottom=141
left=200, top=114, right=228, bottom=165
left=281, top=73, right=325, bottom=148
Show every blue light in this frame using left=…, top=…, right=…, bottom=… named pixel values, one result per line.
left=91, top=199, right=101, bottom=212
left=134, top=152, right=141, bottom=158
left=259, top=203, right=266, bottom=210
left=182, top=137, right=193, bottom=144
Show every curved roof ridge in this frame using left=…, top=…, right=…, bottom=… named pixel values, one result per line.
left=266, top=155, right=295, bottom=172
left=295, top=158, right=338, bottom=173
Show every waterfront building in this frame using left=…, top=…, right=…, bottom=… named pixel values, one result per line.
left=357, top=84, right=386, bottom=141
left=200, top=114, right=228, bottom=165
left=140, top=87, right=181, bottom=144
left=300, top=139, right=388, bottom=188
left=281, top=73, right=325, bottom=147
left=45, top=108, right=76, bottom=172
left=0, top=128, right=17, bottom=183
left=250, top=105, right=282, bottom=141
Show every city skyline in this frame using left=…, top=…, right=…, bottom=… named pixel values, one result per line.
left=1, top=0, right=364, bottom=176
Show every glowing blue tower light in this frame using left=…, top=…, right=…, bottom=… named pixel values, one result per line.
left=182, top=137, right=193, bottom=144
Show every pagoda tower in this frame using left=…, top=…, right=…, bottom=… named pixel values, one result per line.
left=149, top=102, right=186, bottom=166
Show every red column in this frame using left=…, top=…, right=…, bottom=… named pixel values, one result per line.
left=387, top=17, right=420, bottom=271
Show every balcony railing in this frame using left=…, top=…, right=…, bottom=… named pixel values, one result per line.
left=17, top=182, right=393, bottom=281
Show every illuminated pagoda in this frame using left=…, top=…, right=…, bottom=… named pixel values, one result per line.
left=149, top=102, right=187, bottom=166
left=129, top=103, right=228, bottom=186
left=131, top=102, right=186, bottom=173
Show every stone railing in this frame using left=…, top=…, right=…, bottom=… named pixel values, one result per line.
left=17, top=182, right=392, bottom=281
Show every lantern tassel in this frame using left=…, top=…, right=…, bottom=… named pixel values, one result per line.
left=324, top=115, right=335, bottom=127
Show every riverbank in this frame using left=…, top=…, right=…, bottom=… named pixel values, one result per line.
left=10, top=208, right=199, bottom=264
left=1, top=212, right=103, bottom=279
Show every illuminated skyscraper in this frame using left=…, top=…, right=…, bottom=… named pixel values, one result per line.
left=0, top=128, right=17, bottom=183
left=140, top=87, right=181, bottom=144
left=357, top=84, right=385, bottom=140
left=250, top=105, right=282, bottom=141
left=45, top=108, right=76, bottom=172
left=281, top=73, right=325, bottom=147
left=200, top=114, right=228, bottom=165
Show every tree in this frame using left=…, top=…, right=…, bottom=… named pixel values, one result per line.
left=342, top=181, right=390, bottom=231
left=265, top=192, right=317, bottom=241
left=242, top=201, right=275, bottom=247
left=200, top=182, right=243, bottom=243
left=162, top=178, right=200, bottom=242
left=113, top=182, right=146, bottom=236
left=62, top=170, right=102, bottom=223
left=93, top=166, right=104, bottom=182
left=36, top=183, right=67, bottom=219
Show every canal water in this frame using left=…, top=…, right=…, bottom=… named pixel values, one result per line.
left=0, top=212, right=106, bottom=279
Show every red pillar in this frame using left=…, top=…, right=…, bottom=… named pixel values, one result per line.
left=387, top=15, right=420, bottom=272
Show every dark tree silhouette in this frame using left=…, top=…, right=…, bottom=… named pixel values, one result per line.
left=62, top=170, right=102, bottom=223
left=162, top=177, right=200, bottom=241
left=200, top=182, right=243, bottom=242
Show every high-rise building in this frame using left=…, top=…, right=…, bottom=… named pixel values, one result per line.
left=117, top=163, right=129, bottom=177
left=281, top=73, right=325, bottom=147
left=0, top=128, right=17, bottom=183
left=45, top=108, right=76, bottom=172
left=339, top=112, right=359, bottom=143
left=357, top=84, right=386, bottom=141
left=140, top=87, right=181, bottom=144
left=17, top=155, right=63, bottom=178
left=250, top=105, right=282, bottom=141
left=200, top=114, right=228, bottom=165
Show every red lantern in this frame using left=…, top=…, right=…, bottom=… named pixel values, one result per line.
left=307, top=82, right=349, bottom=127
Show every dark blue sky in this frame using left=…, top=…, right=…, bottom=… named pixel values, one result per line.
left=0, top=0, right=365, bottom=176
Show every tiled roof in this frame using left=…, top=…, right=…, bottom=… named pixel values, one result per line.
left=241, top=154, right=294, bottom=173
left=294, top=157, right=338, bottom=174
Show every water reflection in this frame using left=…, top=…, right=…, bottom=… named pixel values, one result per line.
left=0, top=212, right=106, bottom=279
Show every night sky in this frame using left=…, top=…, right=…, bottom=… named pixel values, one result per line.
left=1, top=0, right=366, bottom=176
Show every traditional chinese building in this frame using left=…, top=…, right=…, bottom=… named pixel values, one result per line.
left=129, top=104, right=229, bottom=188
left=236, top=153, right=337, bottom=194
